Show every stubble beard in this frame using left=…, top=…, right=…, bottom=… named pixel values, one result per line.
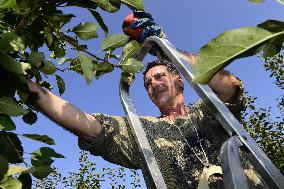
left=154, top=89, right=176, bottom=110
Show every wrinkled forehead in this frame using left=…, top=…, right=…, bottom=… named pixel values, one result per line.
left=144, top=65, right=169, bottom=80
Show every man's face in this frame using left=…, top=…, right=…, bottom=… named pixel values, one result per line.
left=144, top=65, right=181, bottom=108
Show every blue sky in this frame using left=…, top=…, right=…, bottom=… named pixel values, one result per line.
left=14, top=0, right=283, bottom=188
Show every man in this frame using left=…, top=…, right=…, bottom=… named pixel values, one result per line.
left=27, top=12, right=265, bottom=188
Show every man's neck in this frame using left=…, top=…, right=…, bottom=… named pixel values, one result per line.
left=159, top=95, right=187, bottom=121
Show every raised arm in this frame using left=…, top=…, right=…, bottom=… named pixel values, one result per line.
left=180, top=52, right=241, bottom=103
left=27, top=80, right=101, bottom=140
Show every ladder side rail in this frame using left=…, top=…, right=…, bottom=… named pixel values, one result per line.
left=119, top=76, right=167, bottom=188
left=135, top=36, right=284, bottom=189
left=220, top=136, right=250, bottom=189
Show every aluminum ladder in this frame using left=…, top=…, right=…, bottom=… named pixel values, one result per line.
left=119, top=36, right=284, bottom=189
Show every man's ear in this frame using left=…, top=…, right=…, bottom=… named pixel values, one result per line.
left=175, top=76, right=184, bottom=92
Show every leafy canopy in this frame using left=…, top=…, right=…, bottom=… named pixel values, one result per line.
left=0, top=0, right=144, bottom=187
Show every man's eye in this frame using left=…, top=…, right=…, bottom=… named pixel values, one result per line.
left=159, top=73, right=166, bottom=79
left=145, top=81, right=151, bottom=87
left=155, top=73, right=164, bottom=79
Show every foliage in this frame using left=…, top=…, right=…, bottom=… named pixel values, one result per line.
left=263, top=47, right=284, bottom=90
left=34, top=150, right=142, bottom=189
left=194, top=20, right=284, bottom=84
left=193, top=2, right=284, bottom=177
left=241, top=94, right=284, bottom=174
left=0, top=0, right=144, bottom=187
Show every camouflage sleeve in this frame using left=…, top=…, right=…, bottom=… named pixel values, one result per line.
left=78, top=114, right=140, bottom=169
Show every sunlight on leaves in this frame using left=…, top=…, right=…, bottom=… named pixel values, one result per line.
left=72, top=22, right=98, bottom=40
left=22, top=134, right=55, bottom=145
left=121, top=58, right=143, bottom=74
left=0, top=176, right=22, bottom=189
left=78, top=52, right=94, bottom=84
left=122, top=40, right=141, bottom=60
left=121, top=0, right=144, bottom=10
left=193, top=27, right=284, bottom=84
left=0, top=0, right=16, bottom=9
left=101, top=33, right=129, bottom=51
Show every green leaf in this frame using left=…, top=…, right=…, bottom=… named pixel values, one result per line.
left=31, top=156, right=53, bottom=167
left=0, top=0, right=16, bottom=9
left=193, top=27, right=284, bottom=84
left=121, top=0, right=144, bottom=10
left=40, top=60, right=56, bottom=75
left=55, top=74, right=65, bottom=95
left=90, top=10, right=108, bottom=35
left=121, top=72, right=135, bottom=86
left=78, top=52, right=94, bottom=84
left=0, top=132, right=23, bottom=163
left=122, top=40, right=141, bottom=60
left=0, top=177, right=22, bottom=189
left=248, top=0, right=265, bottom=3
left=47, top=13, right=74, bottom=29
left=31, top=147, right=64, bottom=167
left=18, top=62, right=31, bottom=74
left=18, top=174, right=32, bottom=189
left=22, top=134, right=55, bottom=145
left=94, top=61, right=114, bottom=79
left=258, top=20, right=284, bottom=33
left=0, top=51, right=28, bottom=75
left=7, top=166, right=27, bottom=176
left=101, top=33, right=129, bottom=51
left=22, top=110, right=37, bottom=125
left=32, top=147, right=65, bottom=159
left=0, top=155, right=8, bottom=178
left=29, top=52, right=45, bottom=65
left=0, top=32, right=25, bottom=52
left=43, top=27, right=53, bottom=47
left=121, top=58, right=143, bottom=74
left=30, top=166, right=53, bottom=179
left=0, top=114, right=16, bottom=131
left=7, top=166, right=52, bottom=179
left=258, top=20, right=284, bottom=57
left=0, top=97, right=28, bottom=116
left=69, top=58, right=83, bottom=74
left=51, top=41, right=66, bottom=58
left=72, top=22, right=98, bottom=40
left=263, top=35, right=284, bottom=57
left=92, top=0, right=120, bottom=13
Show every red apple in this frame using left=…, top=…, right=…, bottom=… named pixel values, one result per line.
left=122, top=13, right=143, bottom=38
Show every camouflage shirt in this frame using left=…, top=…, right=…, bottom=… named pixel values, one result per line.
left=78, top=85, right=266, bottom=188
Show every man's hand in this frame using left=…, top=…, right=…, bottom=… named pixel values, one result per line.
left=123, top=10, right=162, bottom=42
left=122, top=11, right=165, bottom=56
